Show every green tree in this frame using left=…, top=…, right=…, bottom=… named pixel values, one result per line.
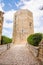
left=1, top=36, right=12, bottom=45
left=27, top=33, right=42, bottom=46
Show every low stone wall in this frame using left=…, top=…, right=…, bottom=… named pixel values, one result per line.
left=0, top=43, right=13, bottom=55
left=26, top=42, right=43, bottom=63
left=26, top=43, right=39, bottom=57
left=0, top=44, right=7, bottom=54
left=39, top=40, right=43, bottom=62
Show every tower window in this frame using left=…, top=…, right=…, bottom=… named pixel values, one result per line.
left=29, top=22, right=32, bottom=27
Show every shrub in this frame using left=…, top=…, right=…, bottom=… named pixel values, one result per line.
left=42, top=34, right=43, bottom=39
left=1, top=36, right=12, bottom=45
left=27, top=33, right=42, bottom=46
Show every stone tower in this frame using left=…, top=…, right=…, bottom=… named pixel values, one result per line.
left=13, top=9, right=34, bottom=44
left=0, top=11, right=4, bottom=44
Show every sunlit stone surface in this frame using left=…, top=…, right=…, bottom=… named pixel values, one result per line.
left=13, top=9, right=34, bottom=44
left=0, top=11, right=4, bottom=44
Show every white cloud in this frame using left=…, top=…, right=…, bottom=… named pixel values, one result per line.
left=0, top=2, right=5, bottom=11
left=2, top=21, right=13, bottom=38
left=2, top=9, right=16, bottom=38
left=21, top=0, right=43, bottom=11
left=0, top=6, right=3, bottom=11
left=3, top=9, right=16, bottom=30
left=34, top=27, right=43, bottom=33
left=15, top=1, right=22, bottom=7
left=4, top=10, right=16, bottom=21
left=3, top=10, right=16, bottom=28
left=2, top=29, right=12, bottom=38
left=15, top=0, right=30, bottom=7
left=3, top=21, right=13, bottom=29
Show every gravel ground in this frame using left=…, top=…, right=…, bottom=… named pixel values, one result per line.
left=0, top=44, right=41, bottom=65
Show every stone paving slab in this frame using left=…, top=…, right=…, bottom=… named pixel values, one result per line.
left=0, top=44, right=41, bottom=65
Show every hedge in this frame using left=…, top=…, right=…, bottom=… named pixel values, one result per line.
left=1, top=36, right=12, bottom=45
left=27, top=33, right=42, bottom=46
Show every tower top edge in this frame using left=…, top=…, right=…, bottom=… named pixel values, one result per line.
left=15, top=9, right=32, bottom=15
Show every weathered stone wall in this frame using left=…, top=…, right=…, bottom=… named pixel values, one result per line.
left=0, top=44, right=7, bottom=54
left=39, top=39, right=43, bottom=62
left=26, top=40, right=43, bottom=62
left=0, top=11, right=4, bottom=44
left=0, top=43, right=13, bottom=55
left=13, top=9, right=34, bottom=44
left=26, top=43, right=39, bottom=57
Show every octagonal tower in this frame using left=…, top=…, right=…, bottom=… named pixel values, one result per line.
left=13, top=9, right=34, bottom=44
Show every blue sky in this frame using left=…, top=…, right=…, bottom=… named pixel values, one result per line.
left=0, top=0, right=43, bottom=38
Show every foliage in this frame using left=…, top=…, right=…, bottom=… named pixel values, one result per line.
left=1, top=36, right=12, bottom=45
left=27, top=33, right=42, bottom=46
left=42, top=34, right=43, bottom=39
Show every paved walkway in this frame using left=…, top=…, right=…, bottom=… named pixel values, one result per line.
left=0, top=44, right=41, bottom=65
